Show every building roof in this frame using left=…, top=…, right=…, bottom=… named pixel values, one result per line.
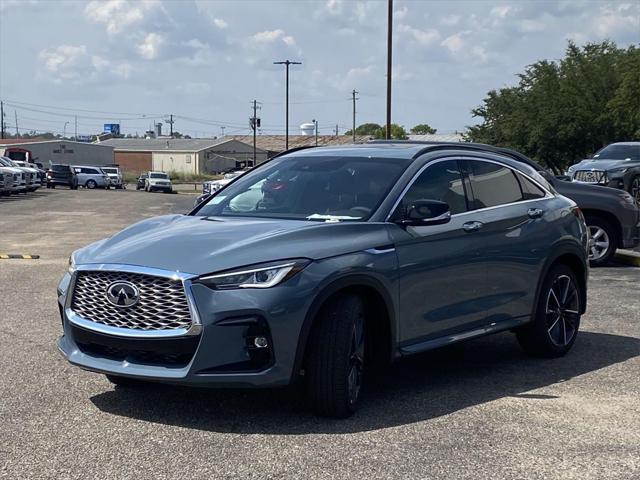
left=98, top=137, right=237, bottom=152
left=227, top=135, right=372, bottom=153
left=0, top=139, right=113, bottom=149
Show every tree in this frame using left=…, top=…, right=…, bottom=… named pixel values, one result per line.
left=466, top=41, right=639, bottom=173
left=410, top=124, right=437, bottom=135
left=345, top=123, right=408, bottom=139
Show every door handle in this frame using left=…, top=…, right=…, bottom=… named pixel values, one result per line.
left=462, top=221, right=484, bottom=232
left=527, top=208, right=544, bottom=219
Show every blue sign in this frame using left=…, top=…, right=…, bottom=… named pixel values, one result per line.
left=103, top=123, right=120, bottom=135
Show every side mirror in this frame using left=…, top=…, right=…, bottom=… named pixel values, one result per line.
left=400, top=199, right=451, bottom=226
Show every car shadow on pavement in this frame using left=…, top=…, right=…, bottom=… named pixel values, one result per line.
left=90, top=331, right=639, bottom=434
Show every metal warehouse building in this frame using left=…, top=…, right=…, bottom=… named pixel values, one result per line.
left=99, top=138, right=268, bottom=175
left=0, top=139, right=114, bottom=167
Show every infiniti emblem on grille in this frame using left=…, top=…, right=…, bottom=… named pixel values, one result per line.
left=105, top=281, right=140, bottom=308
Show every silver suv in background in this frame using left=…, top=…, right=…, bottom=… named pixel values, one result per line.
left=72, top=166, right=111, bottom=189
left=144, top=171, right=173, bottom=193
left=101, top=166, right=124, bottom=189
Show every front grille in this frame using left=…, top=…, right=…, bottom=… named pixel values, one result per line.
left=574, top=170, right=607, bottom=184
left=71, top=271, right=192, bottom=331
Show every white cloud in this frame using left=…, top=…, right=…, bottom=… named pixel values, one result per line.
left=490, top=5, right=512, bottom=19
left=394, top=6, right=408, bottom=20
left=330, top=64, right=374, bottom=90
left=251, top=29, right=296, bottom=46
left=84, top=0, right=159, bottom=35
left=212, top=18, right=227, bottom=29
left=441, top=33, right=466, bottom=54
left=398, top=24, right=441, bottom=46
left=593, top=3, right=640, bottom=38
left=326, top=0, right=342, bottom=16
left=518, top=19, right=545, bottom=33
left=38, top=44, right=129, bottom=84
left=137, top=32, right=164, bottom=60
left=440, top=14, right=461, bottom=26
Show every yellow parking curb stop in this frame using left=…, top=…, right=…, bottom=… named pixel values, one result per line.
left=0, top=254, right=40, bottom=260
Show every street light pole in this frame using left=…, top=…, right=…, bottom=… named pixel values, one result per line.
left=313, top=119, right=318, bottom=146
left=273, top=59, right=302, bottom=150
left=63, top=121, right=69, bottom=138
left=385, top=0, right=393, bottom=140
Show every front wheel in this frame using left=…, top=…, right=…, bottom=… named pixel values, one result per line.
left=86, top=179, right=97, bottom=189
left=629, top=175, right=640, bottom=204
left=305, top=294, right=366, bottom=418
left=585, top=215, right=617, bottom=266
left=516, top=264, right=581, bottom=358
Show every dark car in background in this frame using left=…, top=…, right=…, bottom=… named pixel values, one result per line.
left=567, top=142, right=640, bottom=203
left=461, top=144, right=640, bottom=266
left=58, top=142, right=589, bottom=418
left=46, top=164, right=79, bottom=189
left=135, top=173, right=147, bottom=190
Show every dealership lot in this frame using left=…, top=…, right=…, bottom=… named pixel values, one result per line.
left=1, top=189, right=638, bottom=479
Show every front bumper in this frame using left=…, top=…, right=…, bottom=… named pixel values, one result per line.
left=56, top=263, right=316, bottom=387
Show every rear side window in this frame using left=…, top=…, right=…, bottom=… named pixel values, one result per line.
left=467, top=161, right=522, bottom=209
left=516, top=172, right=546, bottom=200
left=399, top=160, right=468, bottom=215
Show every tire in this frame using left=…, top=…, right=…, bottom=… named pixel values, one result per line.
left=585, top=215, right=617, bottom=266
left=105, top=374, right=148, bottom=387
left=516, top=264, right=581, bottom=358
left=305, top=293, right=366, bottom=418
left=86, top=179, right=97, bottom=189
left=71, top=184, right=78, bottom=190
left=629, top=175, right=640, bottom=204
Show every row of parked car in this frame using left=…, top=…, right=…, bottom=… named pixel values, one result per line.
left=0, top=156, right=45, bottom=195
left=45, top=164, right=124, bottom=190
left=194, top=142, right=640, bottom=267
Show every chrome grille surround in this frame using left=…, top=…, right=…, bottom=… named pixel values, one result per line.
left=66, top=264, right=201, bottom=338
left=573, top=169, right=607, bottom=184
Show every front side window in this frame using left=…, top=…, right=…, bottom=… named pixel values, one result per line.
left=394, top=160, right=468, bottom=217
left=467, top=161, right=523, bottom=209
left=196, top=155, right=411, bottom=221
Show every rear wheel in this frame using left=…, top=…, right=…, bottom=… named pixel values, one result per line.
left=305, top=293, right=366, bottom=418
left=585, top=215, right=617, bottom=266
left=105, top=374, right=148, bottom=387
left=517, top=264, right=581, bottom=358
left=86, top=179, right=97, bottom=189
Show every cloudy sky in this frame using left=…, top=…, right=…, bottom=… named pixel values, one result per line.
left=0, top=0, right=638, bottom=138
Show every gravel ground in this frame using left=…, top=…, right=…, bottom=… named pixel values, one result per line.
left=1, top=188, right=638, bottom=480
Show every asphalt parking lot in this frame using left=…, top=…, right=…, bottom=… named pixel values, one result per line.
left=1, top=188, right=638, bottom=479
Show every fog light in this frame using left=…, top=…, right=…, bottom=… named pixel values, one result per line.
left=254, top=336, right=269, bottom=348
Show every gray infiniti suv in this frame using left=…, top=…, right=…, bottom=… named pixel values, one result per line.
left=57, top=143, right=589, bottom=417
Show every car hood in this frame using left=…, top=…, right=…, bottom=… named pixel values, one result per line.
left=571, top=159, right=636, bottom=171
left=73, top=214, right=393, bottom=275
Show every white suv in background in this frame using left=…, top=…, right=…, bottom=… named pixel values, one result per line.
left=144, top=171, right=173, bottom=193
left=101, top=166, right=124, bottom=189
left=0, top=157, right=29, bottom=193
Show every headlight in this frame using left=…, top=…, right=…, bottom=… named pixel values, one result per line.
left=608, top=167, right=628, bottom=175
left=197, top=259, right=310, bottom=290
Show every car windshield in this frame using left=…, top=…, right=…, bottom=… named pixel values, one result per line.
left=593, top=144, right=640, bottom=161
left=195, top=155, right=411, bottom=222
left=150, top=173, right=168, bottom=179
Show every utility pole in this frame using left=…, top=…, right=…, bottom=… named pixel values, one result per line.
left=74, top=115, right=77, bottom=140
left=166, top=114, right=175, bottom=137
left=385, top=0, right=393, bottom=139
left=313, top=119, right=318, bottom=146
left=351, top=89, right=359, bottom=143
left=250, top=100, right=261, bottom=166
left=273, top=59, right=302, bottom=150
left=220, top=126, right=225, bottom=137
left=0, top=101, right=4, bottom=139
left=335, top=124, right=339, bottom=136
left=14, top=110, right=19, bottom=137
